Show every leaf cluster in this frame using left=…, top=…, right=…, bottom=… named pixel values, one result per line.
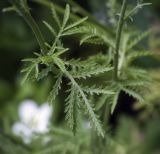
left=7, top=0, right=157, bottom=137
left=20, top=4, right=114, bottom=137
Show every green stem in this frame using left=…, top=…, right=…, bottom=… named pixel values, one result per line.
left=21, top=12, right=47, bottom=54
left=9, top=0, right=47, bottom=54
left=124, top=2, right=152, bottom=21
left=113, top=0, right=127, bottom=81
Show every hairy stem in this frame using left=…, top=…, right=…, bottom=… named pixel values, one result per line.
left=113, top=0, right=127, bottom=81
left=124, top=2, right=151, bottom=21
left=21, top=12, right=47, bottom=54
left=9, top=0, right=47, bottom=54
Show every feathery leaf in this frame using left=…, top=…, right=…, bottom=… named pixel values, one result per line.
left=64, top=17, right=88, bottom=31
left=48, top=72, right=63, bottom=103
left=43, top=20, right=57, bottom=37
left=62, top=4, right=70, bottom=29
left=51, top=4, right=61, bottom=28
left=127, top=30, right=151, bottom=51
left=65, top=84, right=80, bottom=135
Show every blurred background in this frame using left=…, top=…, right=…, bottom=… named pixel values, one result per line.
left=0, top=0, right=160, bottom=154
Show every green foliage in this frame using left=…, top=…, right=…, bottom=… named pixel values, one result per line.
left=127, top=30, right=151, bottom=51
left=124, top=0, right=152, bottom=21
left=0, top=134, right=29, bottom=154
left=16, top=3, right=116, bottom=137
left=5, top=0, right=160, bottom=152
left=62, top=25, right=114, bottom=47
left=48, top=72, right=63, bottom=104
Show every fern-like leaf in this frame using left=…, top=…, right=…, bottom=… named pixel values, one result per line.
left=71, top=65, right=113, bottom=79
left=21, top=64, right=35, bottom=85
left=64, top=17, right=88, bottom=31
left=78, top=88, right=104, bottom=137
left=66, top=73, right=104, bottom=137
left=127, top=50, right=154, bottom=64
left=96, top=94, right=108, bottom=111
left=127, top=30, right=151, bottom=51
left=111, top=91, right=120, bottom=114
left=21, top=58, right=39, bottom=84
left=65, top=84, right=80, bottom=135
left=62, top=26, right=114, bottom=48
left=121, top=86, right=144, bottom=102
left=62, top=4, right=70, bottom=29
left=82, top=85, right=114, bottom=95
left=37, top=66, right=52, bottom=81
left=43, top=21, right=56, bottom=37
left=121, top=79, right=150, bottom=87
left=80, top=34, right=95, bottom=45
left=48, top=72, right=63, bottom=103
left=51, top=4, right=61, bottom=28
